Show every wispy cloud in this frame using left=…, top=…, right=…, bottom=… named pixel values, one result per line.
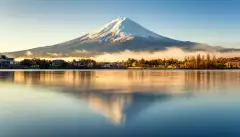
left=93, top=47, right=240, bottom=62
left=16, top=47, right=240, bottom=62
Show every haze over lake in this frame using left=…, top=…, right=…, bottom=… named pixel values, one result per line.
left=0, top=70, right=240, bottom=137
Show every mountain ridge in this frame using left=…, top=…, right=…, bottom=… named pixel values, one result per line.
left=5, top=17, right=239, bottom=57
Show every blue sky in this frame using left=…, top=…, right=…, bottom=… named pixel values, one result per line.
left=1, top=0, right=240, bottom=52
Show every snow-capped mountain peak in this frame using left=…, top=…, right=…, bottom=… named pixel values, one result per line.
left=7, top=16, right=232, bottom=58
left=82, top=17, right=167, bottom=42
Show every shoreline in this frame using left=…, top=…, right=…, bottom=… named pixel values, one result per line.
left=0, top=68, right=239, bottom=71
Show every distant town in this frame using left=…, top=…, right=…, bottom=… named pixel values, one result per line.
left=0, top=54, right=240, bottom=69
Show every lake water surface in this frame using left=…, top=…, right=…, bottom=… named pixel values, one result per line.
left=0, top=70, right=240, bottom=137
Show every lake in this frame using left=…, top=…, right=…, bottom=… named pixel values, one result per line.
left=0, top=70, right=240, bottom=137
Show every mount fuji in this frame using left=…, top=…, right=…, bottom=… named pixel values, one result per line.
left=6, top=17, right=238, bottom=57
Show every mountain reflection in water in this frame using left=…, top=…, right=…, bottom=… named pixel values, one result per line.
left=0, top=70, right=240, bottom=125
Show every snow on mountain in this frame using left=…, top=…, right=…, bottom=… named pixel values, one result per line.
left=6, top=17, right=236, bottom=57
left=80, top=17, right=168, bottom=42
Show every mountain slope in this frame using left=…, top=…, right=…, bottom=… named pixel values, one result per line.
left=5, top=17, right=237, bottom=57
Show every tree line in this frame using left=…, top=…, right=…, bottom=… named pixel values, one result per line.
left=125, top=54, right=240, bottom=69
left=15, top=54, right=240, bottom=69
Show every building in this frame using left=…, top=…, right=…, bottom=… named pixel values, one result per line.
left=0, top=55, right=15, bottom=68
left=52, top=60, right=65, bottom=67
left=101, top=62, right=125, bottom=69
left=73, top=60, right=87, bottom=68
left=102, top=63, right=113, bottom=68
left=72, top=60, right=96, bottom=68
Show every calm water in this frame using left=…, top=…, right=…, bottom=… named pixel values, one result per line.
left=0, top=70, right=240, bottom=137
